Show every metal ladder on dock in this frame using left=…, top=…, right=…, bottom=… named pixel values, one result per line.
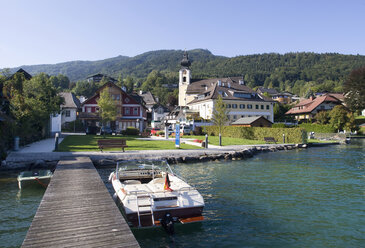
left=136, top=194, right=155, bottom=227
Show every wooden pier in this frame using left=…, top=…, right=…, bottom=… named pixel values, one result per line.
left=22, top=156, right=139, bottom=248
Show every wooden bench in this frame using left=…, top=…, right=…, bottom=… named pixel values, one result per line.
left=97, top=139, right=128, bottom=152
left=264, top=137, right=277, bottom=144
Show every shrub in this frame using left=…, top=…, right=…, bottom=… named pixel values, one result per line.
left=62, top=120, right=84, bottom=132
left=125, top=127, right=139, bottom=135
left=157, top=131, right=165, bottom=136
left=299, top=123, right=335, bottom=133
left=359, top=126, right=365, bottom=135
left=272, top=123, right=288, bottom=128
left=193, top=126, right=203, bottom=135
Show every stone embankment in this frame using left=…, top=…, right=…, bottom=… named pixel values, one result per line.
left=2, top=144, right=307, bottom=170
left=162, top=144, right=306, bottom=165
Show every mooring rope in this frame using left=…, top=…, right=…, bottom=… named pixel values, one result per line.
left=34, top=177, right=47, bottom=188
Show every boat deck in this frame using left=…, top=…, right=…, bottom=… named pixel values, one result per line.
left=21, top=156, right=139, bottom=248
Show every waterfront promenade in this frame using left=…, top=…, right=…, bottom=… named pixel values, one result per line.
left=2, top=134, right=305, bottom=170
left=22, top=156, right=139, bottom=248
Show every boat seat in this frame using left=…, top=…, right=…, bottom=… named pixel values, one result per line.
left=123, top=180, right=142, bottom=185
left=148, top=178, right=165, bottom=184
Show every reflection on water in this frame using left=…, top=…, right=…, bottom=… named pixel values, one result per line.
left=0, top=172, right=45, bottom=248
left=1, top=139, right=364, bottom=248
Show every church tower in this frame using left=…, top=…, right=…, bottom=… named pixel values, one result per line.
left=178, top=51, right=191, bottom=106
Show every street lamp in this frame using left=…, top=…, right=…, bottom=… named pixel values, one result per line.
left=164, top=120, right=169, bottom=140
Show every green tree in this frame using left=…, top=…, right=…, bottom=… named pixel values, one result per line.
left=344, top=66, right=365, bottom=113
left=274, top=103, right=293, bottom=122
left=49, top=74, right=70, bottom=90
left=211, top=95, right=229, bottom=146
left=97, top=88, right=117, bottom=135
left=5, top=72, right=63, bottom=139
left=314, top=111, right=330, bottom=124
left=166, top=92, right=178, bottom=107
left=344, top=112, right=357, bottom=132
left=73, top=80, right=98, bottom=98
left=124, top=76, right=135, bottom=93
left=329, top=105, right=349, bottom=132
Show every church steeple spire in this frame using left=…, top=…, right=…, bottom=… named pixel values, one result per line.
left=179, top=50, right=191, bottom=106
left=180, top=50, right=191, bottom=68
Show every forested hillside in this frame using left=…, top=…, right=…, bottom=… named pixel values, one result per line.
left=6, top=49, right=365, bottom=97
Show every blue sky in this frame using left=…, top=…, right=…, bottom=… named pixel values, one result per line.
left=1, top=0, right=364, bottom=68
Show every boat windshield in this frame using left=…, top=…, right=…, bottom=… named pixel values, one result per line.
left=116, top=160, right=174, bottom=175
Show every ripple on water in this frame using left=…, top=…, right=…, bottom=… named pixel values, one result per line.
left=1, top=140, right=364, bottom=248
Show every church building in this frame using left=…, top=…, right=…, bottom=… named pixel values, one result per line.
left=178, top=51, right=275, bottom=123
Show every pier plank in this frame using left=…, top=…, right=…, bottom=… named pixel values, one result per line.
left=22, top=156, right=139, bottom=248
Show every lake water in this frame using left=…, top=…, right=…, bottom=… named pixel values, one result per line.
left=1, top=139, right=364, bottom=247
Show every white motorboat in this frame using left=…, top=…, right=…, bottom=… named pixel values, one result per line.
left=17, top=170, right=52, bottom=189
left=109, top=160, right=204, bottom=231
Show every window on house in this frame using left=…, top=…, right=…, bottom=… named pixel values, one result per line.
left=125, top=108, right=130, bottom=115
left=65, top=110, right=70, bottom=117
left=256, top=105, right=259, bottom=109
left=96, top=108, right=99, bottom=112
left=219, top=91, right=227, bottom=97
left=247, top=104, right=252, bottom=109
left=233, top=115, right=237, bottom=119
left=226, top=104, right=231, bottom=108
left=183, top=77, right=186, bottom=82
left=87, top=107, right=91, bottom=113
left=133, top=107, right=138, bottom=115
left=240, top=104, right=245, bottom=109
left=232, top=104, right=237, bottom=109
left=266, top=105, right=269, bottom=110
left=261, top=105, right=264, bottom=109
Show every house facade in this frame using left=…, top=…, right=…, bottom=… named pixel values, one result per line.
left=285, top=94, right=344, bottom=121
left=151, top=104, right=170, bottom=128
left=80, top=82, right=147, bottom=132
left=59, top=92, right=81, bottom=126
left=271, top=92, right=294, bottom=104
left=50, top=92, right=81, bottom=135
left=178, top=52, right=275, bottom=123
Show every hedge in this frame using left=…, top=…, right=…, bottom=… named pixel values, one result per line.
left=205, top=126, right=307, bottom=144
left=298, top=123, right=335, bottom=133
left=125, top=127, right=139, bottom=135
left=272, top=123, right=289, bottom=128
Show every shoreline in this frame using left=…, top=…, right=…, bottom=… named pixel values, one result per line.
left=1, top=143, right=311, bottom=171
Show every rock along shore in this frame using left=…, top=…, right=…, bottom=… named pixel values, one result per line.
left=2, top=143, right=307, bottom=171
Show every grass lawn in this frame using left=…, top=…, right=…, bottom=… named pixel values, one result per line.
left=184, top=135, right=265, bottom=146
left=58, top=135, right=200, bottom=152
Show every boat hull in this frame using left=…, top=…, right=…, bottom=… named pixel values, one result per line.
left=124, top=206, right=204, bottom=227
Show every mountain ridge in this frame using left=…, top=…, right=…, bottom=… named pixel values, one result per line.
left=4, top=49, right=365, bottom=95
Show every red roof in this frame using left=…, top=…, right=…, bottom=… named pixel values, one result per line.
left=286, top=94, right=342, bottom=115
